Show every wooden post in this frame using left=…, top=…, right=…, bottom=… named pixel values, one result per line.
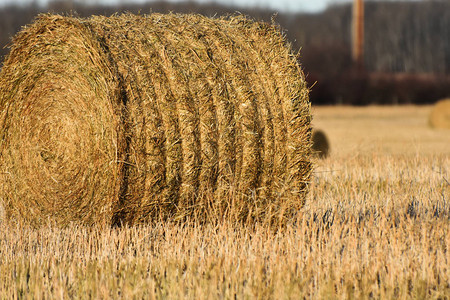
left=352, top=0, right=364, bottom=71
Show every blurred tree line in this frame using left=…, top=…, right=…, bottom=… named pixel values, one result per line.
left=0, top=0, right=449, bottom=105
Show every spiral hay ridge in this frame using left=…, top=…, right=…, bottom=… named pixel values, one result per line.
left=0, top=13, right=312, bottom=226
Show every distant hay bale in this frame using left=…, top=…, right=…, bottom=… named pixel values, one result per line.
left=429, top=99, right=450, bottom=129
left=311, top=129, right=330, bottom=158
left=0, top=13, right=312, bottom=226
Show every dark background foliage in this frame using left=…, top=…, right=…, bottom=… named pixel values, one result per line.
left=1, top=0, right=449, bottom=105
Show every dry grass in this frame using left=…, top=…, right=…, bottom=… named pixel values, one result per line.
left=0, top=105, right=449, bottom=298
left=312, top=105, right=449, bottom=156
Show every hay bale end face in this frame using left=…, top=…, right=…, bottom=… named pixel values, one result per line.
left=0, top=15, right=122, bottom=226
left=429, top=99, right=450, bottom=129
left=0, top=13, right=312, bottom=226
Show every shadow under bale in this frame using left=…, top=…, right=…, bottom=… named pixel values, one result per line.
left=0, top=13, right=312, bottom=227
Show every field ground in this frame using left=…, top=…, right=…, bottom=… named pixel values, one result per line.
left=1, top=105, right=449, bottom=299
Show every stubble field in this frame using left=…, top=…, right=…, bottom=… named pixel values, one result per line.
left=1, top=105, right=449, bottom=299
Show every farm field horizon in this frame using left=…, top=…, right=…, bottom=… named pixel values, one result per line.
left=1, top=105, right=449, bottom=298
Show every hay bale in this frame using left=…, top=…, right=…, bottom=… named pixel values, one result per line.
left=311, top=129, right=330, bottom=158
left=429, top=99, right=450, bottom=129
left=0, top=13, right=312, bottom=226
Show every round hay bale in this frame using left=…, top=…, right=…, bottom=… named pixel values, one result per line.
left=0, top=13, right=312, bottom=226
left=429, top=99, right=450, bottom=129
left=311, top=129, right=330, bottom=158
